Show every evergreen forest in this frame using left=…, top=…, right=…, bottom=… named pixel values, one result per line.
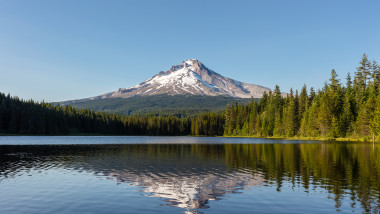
left=61, top=94, right=251, bottom=117
left=224, top=53, right=380, bottom=141
left=1, top=54, right=380, bottom=141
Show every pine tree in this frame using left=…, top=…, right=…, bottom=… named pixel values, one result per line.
left=223, top=104, right=232, bottom=135
left=283, top=90, right=297, bottom=137
left=370, top=93, right=380, bottom=140
left=274, top=85, right=283, bottom=110
left=341, top=91, right=355, bottom=137
left=255, top=114, right=262, bottom=137
left=330, top=116, right=340, bottom=138
left=371, top=60, right=380, bottom=90
left=329, top=69, right=340, bottom=92
left=309, top=87, right=316, bottom=104
left=298, top=84, right=308, bottom=122
left=356, top=96, right=376, bottom=137
left=346, top=73, right=352, bottom=89
left=318, top=93, right=331, bottom=136
left=249, top=102, right=258, bottom=135
left=356, top=53, right=371, bottom=88
left=300, top=101, right=319, bottom=137
left=273, top=112, right=284, bottom=136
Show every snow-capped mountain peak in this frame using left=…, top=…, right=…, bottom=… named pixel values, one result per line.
left=86, top=59, right=272, bottom=100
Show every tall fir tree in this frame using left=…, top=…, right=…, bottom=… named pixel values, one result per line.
left=356, top=53, right=371, bottom=88
left=370, top=93, right=380, bottom=139
left=356, top=96, right=376, bottom=137
left=318, top=93, right=331, bottom=136
left=283, top=89, right=297, bottom=137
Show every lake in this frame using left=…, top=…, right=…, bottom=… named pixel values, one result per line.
left=0, top=136, right=379, bottom=213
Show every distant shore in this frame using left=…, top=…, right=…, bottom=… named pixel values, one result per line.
left=1, top=133, right=377, bottom=143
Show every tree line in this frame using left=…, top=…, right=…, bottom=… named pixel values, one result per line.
left=0, top=53, right=379, bottom=140
left=224, top=53, right=380, bottom=140
left=0, top=92, right=223, bottom=136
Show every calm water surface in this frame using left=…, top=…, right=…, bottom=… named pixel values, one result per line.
left=0, top=136, right=379, bottom=213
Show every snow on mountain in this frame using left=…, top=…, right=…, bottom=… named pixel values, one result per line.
left=71, top=59, right=272, bottom=103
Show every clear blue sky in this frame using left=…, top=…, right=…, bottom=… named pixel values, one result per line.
left=1, top=0, right=379, bottom=102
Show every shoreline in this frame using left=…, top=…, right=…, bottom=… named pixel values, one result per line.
left=0, top=133, right=377, bottom=143
left=220, top=135, right=377, bottom=143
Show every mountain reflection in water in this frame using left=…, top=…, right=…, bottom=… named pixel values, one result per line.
left=0, top=143, right=379, bottom=213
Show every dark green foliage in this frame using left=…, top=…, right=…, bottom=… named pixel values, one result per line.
left=371, top=93, right=380, bottom=137
left=191, top=112, right=224, bottom=136
left=60, top=95, right=251, bottom=117
left=0, top=93, right=194, bottom=136
left=222, top=53, right=380, bottom=140
left=0, top=93, right=226, bottom=136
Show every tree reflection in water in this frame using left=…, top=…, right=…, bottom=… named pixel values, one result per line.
left=0, top=143, right=379, bottom=213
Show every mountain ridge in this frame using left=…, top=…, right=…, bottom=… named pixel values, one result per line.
left=67, top=59, right=272, bottom=104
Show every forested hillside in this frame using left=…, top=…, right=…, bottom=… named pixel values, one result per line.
left=61, top=94, right=251, bottom=117
left=224, top=54, right=380, bottom=141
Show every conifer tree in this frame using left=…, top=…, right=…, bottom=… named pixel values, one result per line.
left=309, top=87, right=316, bottom=104
left=356, top=96, right=376, bottom=137
left=356, top=53, right=371, bottom=88
left=318, top=93, right=331, bottom=136
left=299, top=100, right=319, bottom=137
left=273, top=110, right=284, bottom=136
left=298, top=84, right=308, bottom=122
left=341, top=91, right=355, bottom=137
left=329, top=69, right=340, bottom=91
left=370, top=93, right=380, bottom=140
left=274, top=85, right=283, bottom=110
left=283, top=89, right=297, bottom=137
left=371, top=60, right=380, bottom=90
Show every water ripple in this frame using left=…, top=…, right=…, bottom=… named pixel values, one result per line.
left=0, top=141, right=379, bottom=213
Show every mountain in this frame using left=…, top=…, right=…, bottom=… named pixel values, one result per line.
left=60, top=59, right=273, bottom=116
left=70, top=59, right=271, bottom=104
